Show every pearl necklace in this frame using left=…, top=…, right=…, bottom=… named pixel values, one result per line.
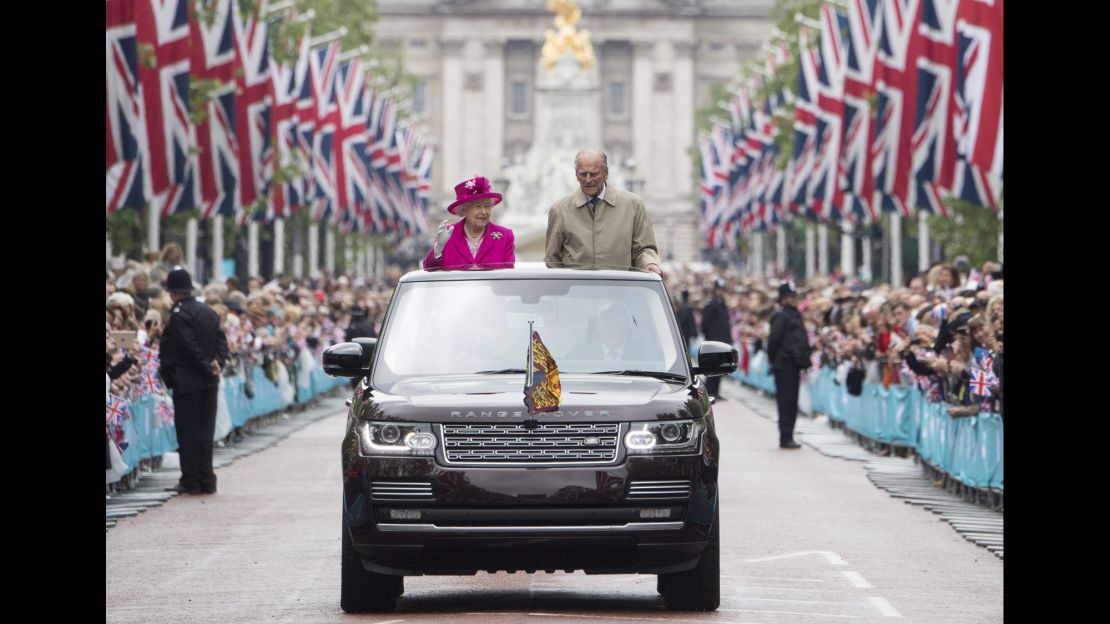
left=465, top=226, right=486, bottom=255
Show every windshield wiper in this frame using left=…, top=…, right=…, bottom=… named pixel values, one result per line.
left=593, top=370, right=688, bottom=383
left=474, top=368, right=527, bottom=374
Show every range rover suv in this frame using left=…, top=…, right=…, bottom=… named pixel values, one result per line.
left=324, top=264, right=737, bottom=612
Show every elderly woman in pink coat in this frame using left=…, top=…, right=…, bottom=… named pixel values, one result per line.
left=423, top=175, right=516, bottom=271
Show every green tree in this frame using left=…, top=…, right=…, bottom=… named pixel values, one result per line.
left=925, top=197, right=1003, bottom=266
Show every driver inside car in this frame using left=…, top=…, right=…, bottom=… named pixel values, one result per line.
left=567, top=301, right=655, bottom=363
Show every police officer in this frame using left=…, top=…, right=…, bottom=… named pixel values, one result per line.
left=674, top=289, right=698, bottom=357
left=160, top=268, right=229, bottom=494
left=344, top=306, right=376, bottom=342
left=767, top=282, right=810, bottom=449
left=700, top=278, right=732, bottom=400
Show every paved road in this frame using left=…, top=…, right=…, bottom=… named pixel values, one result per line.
left=106, top=382, right=1003, bottom=623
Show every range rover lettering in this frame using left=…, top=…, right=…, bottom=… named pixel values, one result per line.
left=325, top=264, right=738, bottom=612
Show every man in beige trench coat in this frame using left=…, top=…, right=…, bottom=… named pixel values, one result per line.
left=545, top=149, right=663, bottom=276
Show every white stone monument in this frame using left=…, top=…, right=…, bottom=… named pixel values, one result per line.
left=500, top=0, right=604, bottom=261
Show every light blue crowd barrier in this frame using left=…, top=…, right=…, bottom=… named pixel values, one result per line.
left=730, top=356, right=1003, bottom=491
left=114, top=361, right=347, bottom=476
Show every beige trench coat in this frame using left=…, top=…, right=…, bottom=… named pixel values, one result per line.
left=544, top=187, right=661, bottom=270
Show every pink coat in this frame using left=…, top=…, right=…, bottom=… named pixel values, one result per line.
left=423, top=222, right=516, bottom=271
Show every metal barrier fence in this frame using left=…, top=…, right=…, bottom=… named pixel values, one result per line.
left=110, top=361, right=348, bottom=486
left=731, top=358, right=1003, bottom=491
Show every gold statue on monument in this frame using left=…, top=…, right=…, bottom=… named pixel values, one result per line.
left=541, top=0, right=595, bottom=72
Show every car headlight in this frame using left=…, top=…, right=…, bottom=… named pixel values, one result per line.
left=624, top=420, right=703, bottom=455
left=358, top=422, right=437, bottom=456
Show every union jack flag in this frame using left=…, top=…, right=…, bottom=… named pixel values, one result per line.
left=841, top=0, right=884, bottom=223
left=334, top=58, right=369, bottom=230
left=364, top=91, right=396, bottom=233
left=294, top=30, right=319, bottom=204
left=788, top=26, right=821, bottom=218
left=309, top=42, right=341, bottom=222
left=270, top=31, right=310, bottom=219
left=156, top=396, right=175, bottom=426
left=233, top=0, right=273, bottom=224
left=951, top=0, right=1003, bottom=209
left=413, top=143, right=434, bottom=210
left=106, top=0, right=150, bottom=212
left=386, top=127, right=415, bottom=237
left=872, top=0, right=925, bottom=217
left=136, top=0, right=198, bottom=216
left=106, top=394, right=132, bottom=453
left=810, top=4, right=850, bottom=222
left=968, top=369, right=992, bottom=397
left=136, top=366, right=162, bottom=398
left=140, top=345, right=160, bottom=367
left=910, top=0, right=960, bottom=217
left=190, top=0, right=239, bottom=220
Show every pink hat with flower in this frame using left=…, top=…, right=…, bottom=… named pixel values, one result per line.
left=447, top=175, right=502, bottom=215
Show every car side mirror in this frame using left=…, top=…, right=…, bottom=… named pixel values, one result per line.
left=692, top=341, right=738, bottom=377
left=350, top=337, right=377, bottom=372
left=323, top=342, right=369, bottom=378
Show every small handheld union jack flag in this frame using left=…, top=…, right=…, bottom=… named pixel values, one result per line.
left=140, top=345, right=159, bottom=366
left=106, top=394, right=130, bottom=426
left=137, top=368, right=161, bottom=398
left=968, top=370, right=993, bottom=397
left=155, top=396, right=175, bottom=427
left=106, top=394, right=132, bottom=453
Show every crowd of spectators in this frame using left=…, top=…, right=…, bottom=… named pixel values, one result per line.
left=106, top=243, right=415, bottom=461
left=666, top=258, right=1003, bottom=419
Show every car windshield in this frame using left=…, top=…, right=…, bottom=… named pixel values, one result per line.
left=373, top=278, right=686, bottom=388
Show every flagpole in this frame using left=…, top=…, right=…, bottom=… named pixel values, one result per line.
left=186, top=217, right=198, bottom=278
left=917, top=211, right=930, bottom=272
left=776, top=226, right=786, bottom=278
left=997, top=205, right=1003, bottom=265
left=805, top=224, right=816, bottom=280
left=308, top=222, right=319, bottom=278
left=752, top=234, right=763, bottom=277
left=861, top=230, right=872, bottom=283
left=147, top=201, right=160, bottom=256
left=248, top=220, right=260, bottom=278
left=337, top=45, right=370, bottom=62
left=840, top=221, right=855, bottom=280
left=325, top=226, right=336, bottom=276
left=817, top=224, right=829, bottom=275
left=795, top=13, right=822, bottom=29
left=274, top=217, right=285, bottom=276
left=309, top=27, right=347, bottom=48
left=265, top=0, right=296, bottom=14
left=212, top=216, right=224, bottom=282
left=526, top=318, right=535, bottom=413
left=890, top=212, right=903, bottom=286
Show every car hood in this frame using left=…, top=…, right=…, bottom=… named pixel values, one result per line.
left=357, top=374, right=707, bottom=423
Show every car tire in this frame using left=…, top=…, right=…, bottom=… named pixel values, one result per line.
left=341, top=517, right=403, bottom=613
left=658, top=506, right=720, bottom=611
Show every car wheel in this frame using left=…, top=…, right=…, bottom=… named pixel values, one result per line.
left=658, top=506, right=720, bottom=611
left=341, top=516, right=403, bottom=612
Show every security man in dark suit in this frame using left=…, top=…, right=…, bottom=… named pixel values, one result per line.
left=767, top=282, right=810, bottom=449
left=344, top=306, right=376, bottom=388
left=699, top=278, right=732, bottom=400
left=160, top=268, right=229, bottom=494
left=344, top=306, right=376, bottom=342
left=674, top=289, right=698, bottom=356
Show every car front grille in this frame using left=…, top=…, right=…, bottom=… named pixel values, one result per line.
left=370, top=481, right=435, bottom=500
left=439, top=422, right=623, bottom=465
left=627, top=480, right=692, bottom=500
